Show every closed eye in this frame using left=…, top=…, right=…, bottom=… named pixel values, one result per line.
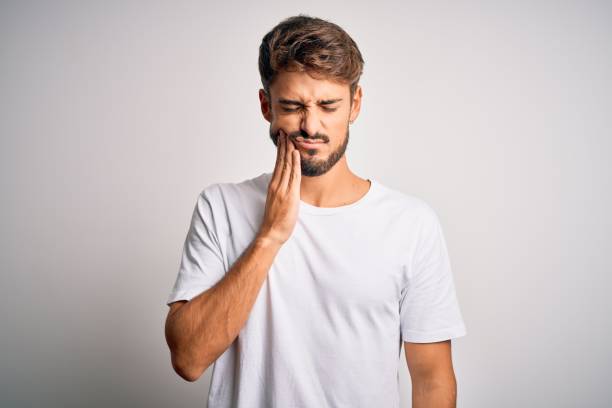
left=281, top=106, right=338, bottom=112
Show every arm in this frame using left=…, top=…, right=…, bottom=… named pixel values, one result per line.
left=404, top=340, right=458, bottom=407
left=165, top=234, right=281, bottom=382
left=164, top=128, right=300, bottom=382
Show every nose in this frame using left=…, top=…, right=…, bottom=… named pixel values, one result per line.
left=299, top=109, right=324, bottom=140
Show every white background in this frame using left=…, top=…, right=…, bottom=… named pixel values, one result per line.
left=1, top=0, right=610, bottom=406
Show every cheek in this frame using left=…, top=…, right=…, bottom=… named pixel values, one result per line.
left=327, top=114, right=349, bottom=132
left=270, top=113, right=295, bottom=130
left=274, top=116, right=297, bottom=126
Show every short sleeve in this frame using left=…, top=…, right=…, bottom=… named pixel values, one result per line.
left=399, top=205, right=467, bottom=343
left=166, top=187, right=227, bottom=306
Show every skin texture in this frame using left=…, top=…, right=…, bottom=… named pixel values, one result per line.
left=405, top=340, right=458, bottom=407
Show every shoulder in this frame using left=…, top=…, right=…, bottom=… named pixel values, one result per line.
left=197, top=172, right=270, bottom=205
left=192, top=173, right=270, bottom=232
left=372, top=180, right=441, bottom=226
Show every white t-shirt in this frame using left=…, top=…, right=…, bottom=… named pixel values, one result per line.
left=167, top=171, right=467, bottom=408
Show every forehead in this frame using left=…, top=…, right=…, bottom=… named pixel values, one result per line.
left=270, top=70, right=348, bottom=102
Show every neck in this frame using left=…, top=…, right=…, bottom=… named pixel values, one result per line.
left=299, top=156, right=370, bottom=208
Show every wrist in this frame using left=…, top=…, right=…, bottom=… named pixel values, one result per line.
left=254, top=233, right=283, bottom=251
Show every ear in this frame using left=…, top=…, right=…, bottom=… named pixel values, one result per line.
left=259, top=88, right=272, bottom=123
left=349, top=85, right=362, bottom=123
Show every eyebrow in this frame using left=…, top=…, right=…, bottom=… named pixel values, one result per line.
left=277, top=98, right=343, bottom=106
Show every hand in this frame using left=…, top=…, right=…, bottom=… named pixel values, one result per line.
left=257, top=129, right=301, bottom=247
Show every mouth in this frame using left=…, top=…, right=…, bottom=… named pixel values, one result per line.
left=293, top=137, right=326, bottom=148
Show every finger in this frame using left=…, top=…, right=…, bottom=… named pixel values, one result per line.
left=289, top=148, right=300, bottom=192
left=286, top=132, right=297, bottom=183
left=274, top=129, right=283, bottom=168
left=286, top=132, right=296, bottom=152
left=271, top=129, right=284, bottom=187
left=279, top=131, right=292, bottom=193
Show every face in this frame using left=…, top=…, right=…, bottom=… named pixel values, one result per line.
left=259, top=70, right=362, bottom=177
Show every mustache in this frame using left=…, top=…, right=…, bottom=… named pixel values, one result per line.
left=280, top=130, right=329, bottom=143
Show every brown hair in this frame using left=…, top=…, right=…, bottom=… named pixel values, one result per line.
left=258, top=14, right=365, bottom=104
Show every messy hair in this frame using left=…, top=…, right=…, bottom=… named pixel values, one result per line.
left=258, top=14, right=365, bottom=103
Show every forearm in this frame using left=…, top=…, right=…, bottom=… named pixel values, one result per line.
left=165, top=234, right=281, bottom=380
left=412, top=374, right=457, bottom=408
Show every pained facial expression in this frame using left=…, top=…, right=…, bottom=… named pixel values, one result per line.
left=259, top=70, right=361, bottom=177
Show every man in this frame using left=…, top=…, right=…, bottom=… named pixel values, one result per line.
left=164, top=14, right=467, bottom=408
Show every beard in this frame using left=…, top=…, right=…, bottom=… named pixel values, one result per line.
left=269, top=125, right=350, bottom=177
